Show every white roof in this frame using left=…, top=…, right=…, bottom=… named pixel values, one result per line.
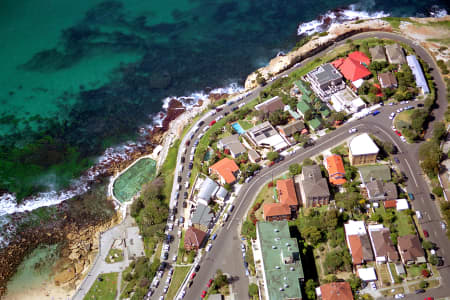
left=358, top=267, right=377, bottom=281
left=349, top=133, right=379, bottom=156
left=351, top=97, right=366, bottom=110
left=368, top=224, right=384, bottom=232
left=396, top=199, right=409, bottom=211
left=344, top=220, right=367, bottom=236
left=352, top=78, right=365, bottom=88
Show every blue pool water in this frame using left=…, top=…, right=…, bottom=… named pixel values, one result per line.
left=232, top=123, right=245, bottom=134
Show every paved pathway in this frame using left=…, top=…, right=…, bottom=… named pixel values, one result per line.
left=72, top=214, right=134, bottom=300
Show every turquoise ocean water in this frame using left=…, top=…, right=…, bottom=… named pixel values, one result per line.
left=0, top=0, right=448, bottom=200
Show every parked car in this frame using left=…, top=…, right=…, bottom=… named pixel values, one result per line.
left=209, top=120, right=216, bottom=126
left=408, top=192, right=415, bottom=200
left=423, top=230, right=429, bottom=237
left=194, top=264, right=200, bottom=272
left=394, top=294, right=404, bottom=299
left=198, top=121, right=204, bottom=126
left=172, top=255, right=177, bottom=262
left=414, top=289, right=425, bottom=294
left=207, top=278, right=214, bottom=288
left=181, top=156, right=185, bottom=163
left=394, top=157, right=400, bottom=164
left=177, top=176, right=182, bottom=183
left=395, top=130, right=402, bottom=136
left=216, top=107, right=223, bottom=112
left=348, top=127, right=357, bottom=133
left=206, top=243, right=213, bottom=252
left=163, top=251, right=169, bottom=260
left=211, top=233, right=217, bottom=240
left=184, top=192, right=188, bottom=199
left=163, top=285, right=168, bottom=294
left=372, top=110, right=380, bottom=116
left=430, top=193, right=435, bottom=201
left=190, top=272, right=196, bottom=280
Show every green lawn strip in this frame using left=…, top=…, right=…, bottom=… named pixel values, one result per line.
left=406, top=264, right=425, bottom=278
left=84, top=272, right=118, bottom=300
left=396, top=210, right=416, bottom=236
left=408, top=278, right=440, bottom=291
left=105, top=248, right=124, bottom=263
left=381, top=286, right=405, bottom=298
left=160, top=139, right=180, bottom=204
left=394, top=110, right=414, bottom=129
left=166, top=266, right=191, bottom=300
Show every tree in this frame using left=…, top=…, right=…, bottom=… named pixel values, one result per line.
left=266, top=151, right=279, bottom=162
left=248, top=283, right=259, bottom=298
left=432, top=186, right=443, bottom=198
left=304, top=110, right=313, bottom=121
left=289, top=163, right=302, bottom=175
left=419, top=280, right=428, bottom=288
left=347, top=274, right=362, bottom=292
left=422, top=240, right=435, bottom=250
left=223, top=183, right=232, bottom=191
left=301, top=226, right=322, bottom=246
left=429, top=255, right=439, bottom=265
left=432, top=121, right=447, bottom=141
left=305, top=279, right=318, bottom=300
left=269, top=109, right=289, bottom=126
left=303, top=158, right=314, bottom=166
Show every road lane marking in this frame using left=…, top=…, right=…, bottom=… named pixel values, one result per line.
left=404, top=159, right=418, bottom=186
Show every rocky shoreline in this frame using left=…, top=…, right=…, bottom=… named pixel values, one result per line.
left=245, top=18, right=392, bottom=89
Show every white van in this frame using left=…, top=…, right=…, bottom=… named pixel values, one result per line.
left=227, top=205, right=234, bottom=213
left=223, top=213, right=230, bottom=222
left=416, top=210, right=422, bottom=219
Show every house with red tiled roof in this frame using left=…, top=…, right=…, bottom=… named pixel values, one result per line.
left=209, top=158, right=240, bottom=185
left=318, top=282, right=354, bottom=300
left=263, top=203, right=291, bottom=221
left=331, top=58, right=345, bottom=69
left=339, top=57, right=372, bottom=82
left=184, top=226, right=207, bottom=251
left=325, top=154, right=346, bottom=185
left=344, top=220, right=374, bottom=265
left=348, top=51, right=371, bottom=67
left=263, top=178, right=299, bottom=221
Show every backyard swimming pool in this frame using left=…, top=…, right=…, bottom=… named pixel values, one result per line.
left=232, top=122, right=245, bottom=134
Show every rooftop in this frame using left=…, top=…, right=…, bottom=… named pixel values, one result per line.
left=406, top=55, right=430, bottom=94
left=294, top=80, right=312, bottom=96
left=338, top=57, right=372, bottom=82
left=348, top=51, right=371, bottom=66
left=296, top=100, right=311, bottom=114
left=255, top=96, right=285, bottom=113
left=358, top=164, right=391, bottom=184
left=257, top=221, right=304, bottom=300
left=210, top=158, right=239, bottom=184
left=191, top=203, right=214, bottom=227
left=349, top=133, right=379, bottom=156
left=369, top=45, right=387, bottom=62
left=320, top=282, right=354, bottom=300
left=278, top=120, right=305, bottom=136
left=277, top=178, right=298, bottom=207
left=308, top=118, right=322, bottom=130
left=357, top=267, right=377, bottom=281
left=378, top=72, right=397, bottom=88
left=197, top=177, right=219, bottom=202
left=397, top=235, right=425, bottom=261
left=308, top=63, right=343, bottom=85
left=184, top=226, right=207, bottom=249
left=326, top=154, right=347, bottom=185
left=385, top=44, right=406, bottom=65
left=247, top=121, right=289, bottom=151
left=263, top=203, right=291, bottom=218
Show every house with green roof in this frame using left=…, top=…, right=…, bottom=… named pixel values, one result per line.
left=358, top=164, right=391, bottom=184
left=294, top=80, right=311, bottom=96
left=301, top=93, right=313, bottom=104
left=319, top=107, right=331, bottom=118
left=288, top=109, right=301, bottom=120
left=256, top=221, right=304, bottom=300
left=296, top=101, right=311, bottom=118
left=308, top=117, right=322, bottom=132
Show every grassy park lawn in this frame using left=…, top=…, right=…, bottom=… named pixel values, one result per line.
left=84, top=272, right=118, bottom=300
left=105, top=248, right=124, bottom=264
left=160, top=139, right=180, bottom=204
left=394, top=110, right=414, bottom=130
left=166, top=266, right=191, bottom=300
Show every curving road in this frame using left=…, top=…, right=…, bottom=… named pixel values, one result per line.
left=156, top=31, right=448, bottom=300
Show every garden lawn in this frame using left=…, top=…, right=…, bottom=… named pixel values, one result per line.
left=166, top=266, right=191, bottom=300
left=238, top=120, right=253, bottom=130
left=105, top=248, right=124, bottom=263
left=396, top=210, right=416, bottom=236
left=84, top=272, right=118, bottom=300
left=376, top=263, right=391, bottom=286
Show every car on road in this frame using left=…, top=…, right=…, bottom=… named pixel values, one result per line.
left=194, top=264, right=200, bottom=272
left=394, top=293, right=404, bottom=298
left=190, top=272, right=196, bottom=280
left=177, top=176, right=182, bottom=183
left=370, top=282, right=377, bottom=290
left=163, top=251, right=169, bottom=260
left=400, top=136, right=406, bottom=142
left=372, top=110, right=380, bottom=116
left=183, top=201, right=187, bottom=208
left=185, top=181, right=189, bottom=189
left=227, top=205, right=234, bottom=213
left=408, top=192, right=415, bottom=200
left=180, top=289, right=186, bottom=298
left=153, top=279, right=160, bottom=287
left=215, top=107, right=223, bottom=112
left=430, top=193, right=435, bottom=201
left=211, top=233, right=217, bottom=240
left=206, top=243, right=212, bottom=252
left=188, top=162, right=193, bottom=169
left=394, top=157, right=400, bottom=164
left=417, top=103, right=424, bottom=107
left=198, top=121, right=204, bottom=126
left=169, top=268, right=174, bottom=276
left=172, top=255, right=177, bottom=262
left=395, top=130, right=402, bottom=136
left=437, top=258, right=444, bottom=266
left=416, top=210, right=422, bottom=219
left=391, top=126, right=396, bottom=131
left=414, top=289, right=425, bottom=294
left=389, top=112, right=396, bottom=120
left=241, top=243, right=246, bottom=251
left=423, top=230, right=429, bottom=237
left=348, top=127, right=357, bottom=133
left=207, top=278, right=214, bottom=287
left=184, top=192, right=188, bottom=199
left=178, top=230, right=182, bottom=238
left=201, top=291, right=207, bottom=298
left=159, top=296, right=164, bottom=300
left=163, top=285, right=168, bottom=294
left=441, top=222, right=447, bottom=230
left=209, top=120, right=216, bottom=126
left=224, top=111, right=230, bottom=116
left=179, top=216, right=184, bottom=224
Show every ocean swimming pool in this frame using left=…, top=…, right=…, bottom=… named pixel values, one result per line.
left=232, top=122, right=245, bottom=134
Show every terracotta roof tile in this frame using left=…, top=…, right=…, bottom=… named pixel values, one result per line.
left=263, top=203, right=291, bottom=218
left=320, top=282, right=354, bottom=300
left=277, top=179, right=298, bottom=206
left=210, top=158, right=239, bottom=184
left=338, top=57, right=372, bottom=82
left=326, top=155, right=346, bottom=185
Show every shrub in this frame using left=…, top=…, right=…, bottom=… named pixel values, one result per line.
left=419, top=280, right=429, bottom=288
left=421, top=269, right=430, bottom=278
left=432, top=186, right=443, bottom=198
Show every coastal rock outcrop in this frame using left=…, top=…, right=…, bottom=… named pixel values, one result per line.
left=244, top=19, right=392, bottom=90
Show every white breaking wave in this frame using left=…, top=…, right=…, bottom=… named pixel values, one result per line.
left=429, top=5, right=448, bottom=18
left=297, top=4, right=390, bottom=36
left=0, top=82, right=243, bottom=220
